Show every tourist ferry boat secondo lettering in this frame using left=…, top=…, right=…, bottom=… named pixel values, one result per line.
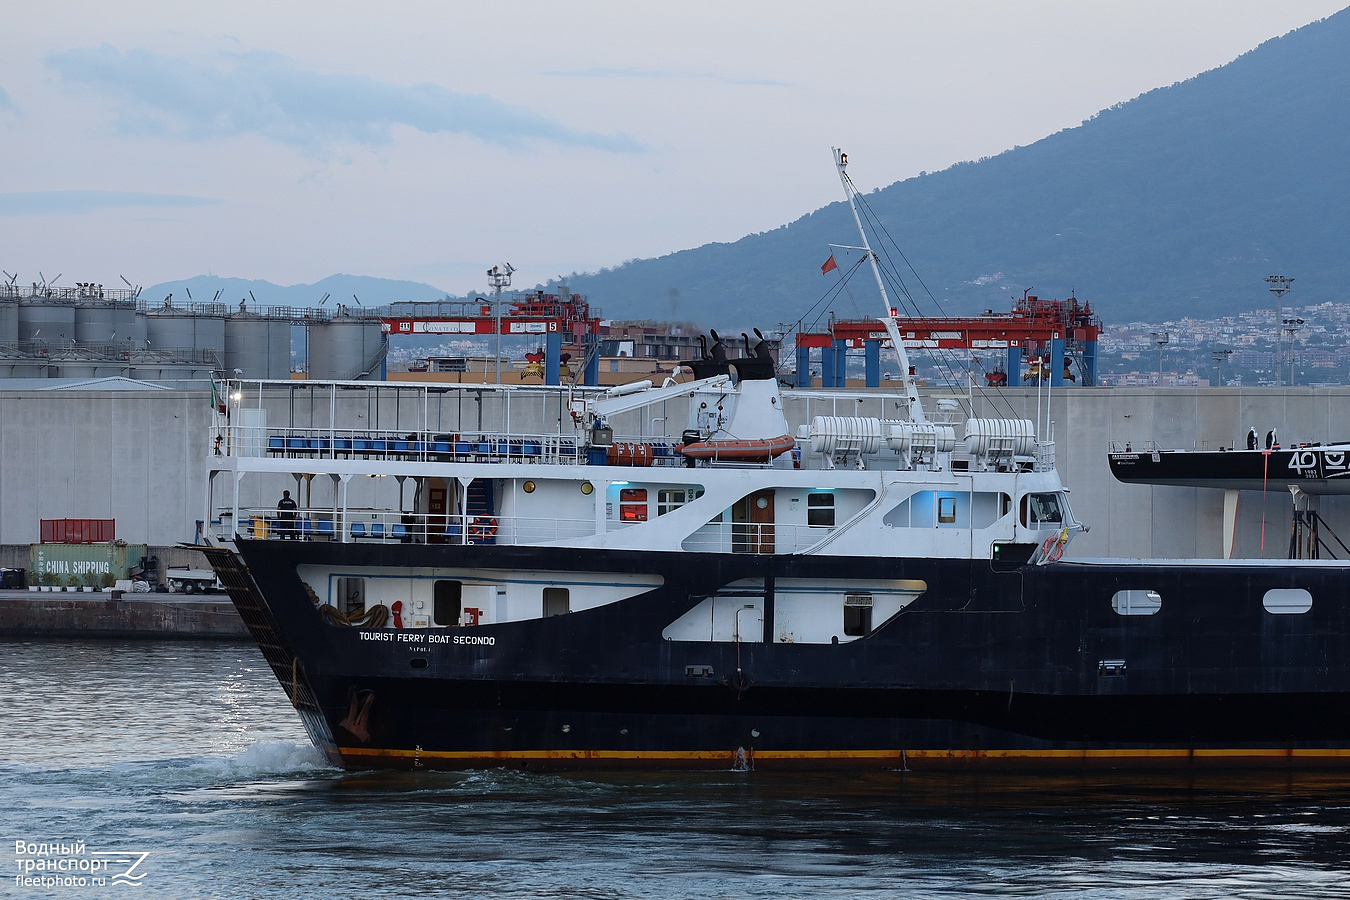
left=202, top=151, right=1350, bottom=770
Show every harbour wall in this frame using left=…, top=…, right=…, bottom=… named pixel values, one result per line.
left=0, top=594, right=247, bottom=639
left=1, top=383, right=1348, bottom=561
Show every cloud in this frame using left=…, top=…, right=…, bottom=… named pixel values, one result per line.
left=545, top=67, right=789, bottom=88
left=47, top=45, right=644, bottom=154
left=0, top=190, right=218, bottom=216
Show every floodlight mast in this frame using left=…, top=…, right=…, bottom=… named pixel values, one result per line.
left=832, top=148, right=925, bottom=423
left=1265, top=275, right=1293, bottom=386
left=488, top=263, right=514, bottom=383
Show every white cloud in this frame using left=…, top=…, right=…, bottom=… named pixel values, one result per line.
left=47, top=45, right=644, bottom=154
left=0, top=190, right=217, bottom=216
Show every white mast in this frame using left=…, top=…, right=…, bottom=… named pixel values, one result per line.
left=832, top=148, right=926, bottom=423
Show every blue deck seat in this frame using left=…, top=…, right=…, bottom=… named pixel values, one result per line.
left=267, top=435, right=285, bottom=455
left=391, top=523, right=408, bottom=541
left=333, top=438, right=353, bottom=455
left=370, top=522, right=385, bottom=540
left=350, top=521, right=366, bottom=540
left=316, top=519, right=334, bottom=539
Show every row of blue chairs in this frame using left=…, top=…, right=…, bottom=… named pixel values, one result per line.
left=266, top=435, right=567, bottom=459
left=349, top=521, right=409, bottom=541
left=251, top=518, right=411, bottom=541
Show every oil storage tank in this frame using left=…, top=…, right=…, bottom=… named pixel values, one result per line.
left=18, top=297, right=76, bottom=345
left=308, top=317, right=386, bottom=380
left=143, top=307, right=227, bottom=368
left=0, top=299, right=18, bottom=344
left=224, top=312, right=291, bottom=379
left=74, top=300, right=137, bottom=345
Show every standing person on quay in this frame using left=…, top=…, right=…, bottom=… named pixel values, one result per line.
left=277, top=490, right=298, bottom=539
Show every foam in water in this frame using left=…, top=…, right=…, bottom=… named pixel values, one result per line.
left=229, top=740, right=331, bottom=775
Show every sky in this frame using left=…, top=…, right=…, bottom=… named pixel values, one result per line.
left=2, top=1, right=1346, bottom=298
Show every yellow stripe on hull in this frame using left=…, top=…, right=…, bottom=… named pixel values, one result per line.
left=338, top=746, right=1350, bottom=766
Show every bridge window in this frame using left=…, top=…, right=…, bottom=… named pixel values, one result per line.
left=1020, top=492, right=1064, bottom=527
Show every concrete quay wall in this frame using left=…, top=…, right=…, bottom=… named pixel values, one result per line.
left=0, top=593, right=247, bottom=639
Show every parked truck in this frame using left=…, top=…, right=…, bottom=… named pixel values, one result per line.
left=163, top=567, right=221, bottom=594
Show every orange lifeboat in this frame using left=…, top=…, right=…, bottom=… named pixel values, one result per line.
left=678, top=433, right=795, bottom=462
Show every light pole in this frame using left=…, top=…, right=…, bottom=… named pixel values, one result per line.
left=1150, top=331, right=1169, bottom=386
left=1283, top=317, right=1303, bottom=385
left=1211, top=349, right=1231, bottom=387
left=487, top=263, right=515, bottom=384
left=1265, top=275, right=1293, bottom=385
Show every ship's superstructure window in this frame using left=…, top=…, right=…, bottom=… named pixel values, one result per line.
left=337, top=577, right=365, bottom=616
left=1111, top=589, right=1162, bottom=616
left=434, top=580, right=463, bottom=626
left=658, top=487, right=703, bottom=516
left=1263, top=588, right=1312, bottom=615
left=843, top=592, right=873, bottom=636
left=619, top=488, right=649, bottom=522
left=543, top=587, right=570, bottom=617
left=807, top=492, right=835, bottom=527
left=1020, top=492, right=1064, bottom=527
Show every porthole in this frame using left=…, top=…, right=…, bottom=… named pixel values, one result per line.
left=523, top=480, right=536, bottom=493
left=1263, top=588, right=1312, bottom=615
left=410, top=658, right=429, bottom=669
left=1111, top=589, right=1161, bottom=616
left=581, top=481, right=594, bottom=495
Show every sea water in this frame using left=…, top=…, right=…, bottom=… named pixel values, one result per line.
left=4, top=639, right=1350, bottom=899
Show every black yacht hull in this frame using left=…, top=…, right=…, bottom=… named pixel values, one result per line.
left=209, top=540, right=1350, bottom=770
left=1109, top=445, right=1350, bottom=493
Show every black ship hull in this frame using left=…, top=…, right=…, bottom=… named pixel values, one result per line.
left=208, top=540, right=1350, bottom=770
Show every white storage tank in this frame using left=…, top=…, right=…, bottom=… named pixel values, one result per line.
left=18, top=299, right=75, bottom=344
left=143, top=309, right=227, bottom=368
left=224, top=314, right=291, bottom=379
left=308, top=318, right=386, bottom=380
left=0, top=300, right=18, bottom=344
left=74, top=301, right=137, bottom=345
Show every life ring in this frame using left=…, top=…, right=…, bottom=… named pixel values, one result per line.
left=1041, top=534, right=1064, bottom=563
left=469, top=516, right=498, bottom=541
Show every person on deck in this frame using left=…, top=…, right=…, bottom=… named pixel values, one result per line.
left=1247, top=427, right=1257, bottom=450
left=277, top=490, right=298, bottom=539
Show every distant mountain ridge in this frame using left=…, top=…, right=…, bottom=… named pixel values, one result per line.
left=150, top=9, right=1350, bottom=330
left=558, top=8, right=1350, bottom=327
left=143, top=273, right=451, bottom=309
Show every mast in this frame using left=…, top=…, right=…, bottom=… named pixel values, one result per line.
left=832, top=148, right=926, bottom=423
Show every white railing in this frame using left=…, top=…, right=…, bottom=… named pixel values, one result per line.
left=216, top=425, right=689, bottom=468
left=223, top=508, right=594, bottom=545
